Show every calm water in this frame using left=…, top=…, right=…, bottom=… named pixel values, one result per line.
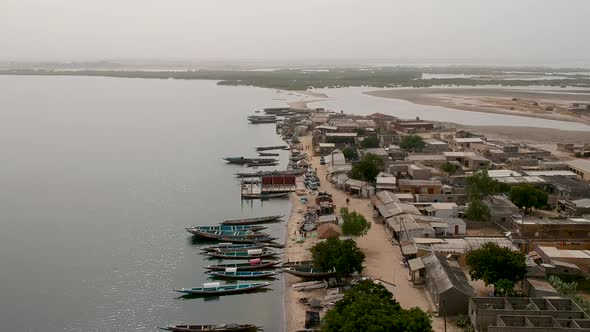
left=0, top=76, right=293, bottom=332
left=1, top=76, right=589, bottom=332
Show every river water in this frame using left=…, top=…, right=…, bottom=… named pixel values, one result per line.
left=1, top=76, right=588, bottom=332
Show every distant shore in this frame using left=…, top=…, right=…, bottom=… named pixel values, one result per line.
left=363, top=88, right=590, bottom=125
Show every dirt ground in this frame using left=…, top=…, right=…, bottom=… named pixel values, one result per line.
left=283, top=135, right=461, bottom=332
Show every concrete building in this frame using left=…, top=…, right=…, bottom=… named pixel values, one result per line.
left=557, top=198, right=590, bottom=216
left=566, top=159, right=590, bottom=182
left=423, top=138, right=449, bottom=152
left=407, top=164, right=432, bottom=180
left=535, top=246, right=590, bottom=274
left=469, top=297, right=589, bottom=332
left=398, top=179, right=443, bottom=195
left=523, top=278, right=559, bottom=298
left=421, top=253, right=477, bottom=315
left=511, top=217, right=590, bottom=241
left=376, top=177, right=396, bottom=191
left=449, top=137, right=485, bottom=151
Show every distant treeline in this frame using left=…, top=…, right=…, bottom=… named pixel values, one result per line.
left=1, top=67, right=589, bottom=90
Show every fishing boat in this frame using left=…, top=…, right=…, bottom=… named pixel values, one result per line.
left=255, top=145, right=288, bottom=151
left=216, top=236, right=278, bottom=244
left=241, top=192, right=290, bottom=200
left=160, top=323, right=259, bottom=332
left=200, top=243, right=267, bottom=252
left=283, top=266, right=335, bottom=279
left=234, top=169, right=305, bottom=178
left=189, top=230, right=268, bottom=240
left=257, top=152, right=279, bottom=157
left=174, top=282, right=271, bottom=295
left=245, top=162, right=278, bottom=167
left=205, top=259, right=281, bottom=271
left=221, top=215, right=283, bottom=225
left=186, top=225, right=266, bottom=233
left=223, top=157, right=278, bottom=165
left=247, top=115, right=277, bottom=123
left=281, top=260, right=314, bottom=268
left=206, top=248, right=279, bottom=260
left=208, top=269, right=277, bottom=279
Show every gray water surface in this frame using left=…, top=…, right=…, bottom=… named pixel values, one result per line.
left=0, top=76, right=291, bottom=332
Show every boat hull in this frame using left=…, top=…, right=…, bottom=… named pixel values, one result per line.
left=205, top=260, right=280, bottom=271
left=221, top=215, right=283, bottom=225
left=208, top=271, right=276, bottom=279
left=162, top=324, right=258, bottom=332
left=174, top=282, right=270, bottom=295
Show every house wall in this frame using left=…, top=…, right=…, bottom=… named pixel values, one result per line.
left=441, top=288, right=471, bottom=315
left=399, top=184, right=442, bottom=195
left=415, top=194, right=469, bottom=205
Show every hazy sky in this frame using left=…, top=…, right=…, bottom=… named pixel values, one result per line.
left=2, top=0, right=590, bottom=66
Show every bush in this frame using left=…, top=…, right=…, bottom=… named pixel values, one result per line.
left=400, top=135, right=425, bottom=152
left=310, top=238, right=365, bottom=279
left=340, top=207, right=371, bottom=237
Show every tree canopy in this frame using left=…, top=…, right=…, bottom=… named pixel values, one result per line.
left=467, top=169, right=510, bottom=200
left=322, top=280, right=432, bottom=332
left=342, top=147, right=359, bottom=161
left=399, top=135, right=425, bottom=152
left=350, top=153, right=384, bottom=182
left=360, top=135, right=380, bottom=148
left=465, top=243, right=526, bottom=287
left=310, top=238, right=365, bottom=279
left=510, top=184, right=548, bottom=213
left=465, top=199, right=491, bottom=221
left=441, top=161, right=459, bottom=174
left=340, top=207, right=371, bottom=237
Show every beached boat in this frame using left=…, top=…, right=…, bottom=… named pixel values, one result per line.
left=234, top=169, right=305, bottom=178
left=247, top=115, right=277, bottom=123
left=281, top=260, right=314, bottom=268
left=205, top=259, right=281, bottom=271
left=221, top=215, right=283, bottom=225
left=257, top=152, right=279, bottom=157
left=200, top=243, right=267, bottom=252
left=241, top=192, right=290, bottom=200
left=174, top=282, right=271, bottom=295
left=283, top=267, right=335, bottom=279
left=255, top=145, right=287, bottom=151
left=216, top=236, right=278, bottom=244
left=189, top=229, right=268, bottom=240
left=223, top=157, right=278, bottom=165
left=245, top=162, right=278, bottom=167
left=208, top=269, right=277, bottom=279
left=160, top=323, right=258, bottom=332
left=186, top=225, right=266, bottom=233
left=206, top=248, right=279, bottom=260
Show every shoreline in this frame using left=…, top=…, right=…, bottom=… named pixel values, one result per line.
left=363, top=88, right=590, bottom=125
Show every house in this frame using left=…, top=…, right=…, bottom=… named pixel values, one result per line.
left=426, top=202, right=459, bottom=218
left=423, top=138, right=449, bottom=152
left=557, top=198, right=590, bottom=216
left=358, top=147, right=389, bottom=160
left=343, top=178, right=375, bottom=198
left=420, top=253, right=477, bottom=315
left=318, top=143, right=336, bottom=155
left=376, top=177, right=397, bottom=191
left=468, top=297, right=589, bottom=332
left=405, top=154, right=448, bottom=167
left=324, top=132, right=357, bottom=144
left=449, top=137, right=485, bottom=151
left=387, top=214, right=435, bottom=241
left=392, top=119, right=435, bottom=133
left=398, top=179, right=443, bottom=195
left=378, top=134, right=403, bottom=146
left=511, top=217, right=590, bottom=241
left=407, top=164, right=432, bottom=180
left=535, top=246, right=590, bottom=274
left=542, top=175, right=590, bottom=200
left=566, top=159, right=590, bottom=182
left=324, top=149, right=346, bottom=166
left=483, top=195, right=521, bottom=224
left=317, top=223, right=342, bottom=239
left=444, top=152, right=491, bottom=170
left=523, top=278, right=559, bottom=297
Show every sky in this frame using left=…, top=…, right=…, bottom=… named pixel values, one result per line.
left=2, top=0, right=590, bottom=66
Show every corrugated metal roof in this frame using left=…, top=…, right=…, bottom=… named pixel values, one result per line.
left=422, top=253, right=477, bottom=296
left=408, top=257, right=425, bottom=271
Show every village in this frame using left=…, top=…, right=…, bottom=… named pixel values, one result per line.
left=253, top=106, right=590, bottom=332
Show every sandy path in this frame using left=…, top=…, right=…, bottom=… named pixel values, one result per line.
left=283, top=136, right=458, bottom=331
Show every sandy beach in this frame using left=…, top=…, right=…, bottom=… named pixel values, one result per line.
left=364, top=87, right=590, bottom=124
left=283, top=136, right=460, bottom=332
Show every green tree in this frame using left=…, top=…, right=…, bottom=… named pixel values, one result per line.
left=342, top=147, right=359, bottom=161
left=340, top=207, right=371, bottom=237
left=322, top=280, right=432, bottom=332
left=442, top=161, right=459, bottom=174
left=509, top=184, right=548, bottom=214
left=399, top=135, right=425, bottom=152
left=310, top=238, right=365, bottom=279
left=350, top=153, right=384, bottom=182
left=465, top=243, right=526, bottom=287
left=494, top=279, right=516, bottom=297
left=354, top=127, right=367, bottom=136
left=465, top=199, right=491, bottom=221
left=360, top=135, right=379, bottom=148
left=467, top=169, right=510, bottom=200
